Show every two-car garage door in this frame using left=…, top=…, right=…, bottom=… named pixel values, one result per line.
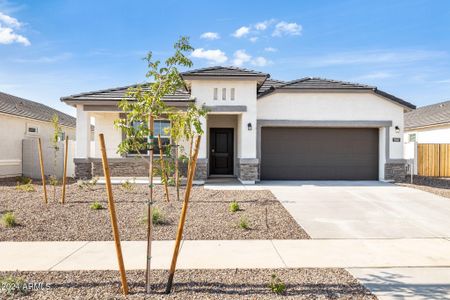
left=261, top=127, right=379, bottom=180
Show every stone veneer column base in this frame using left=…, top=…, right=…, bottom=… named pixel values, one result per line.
left=74, top=158, right=92, bottom=179
left=194, top=158, right=208, bottom=184
left=237, top=158, right=259, bottom=184
left=384, top=162, right=407, bottom=182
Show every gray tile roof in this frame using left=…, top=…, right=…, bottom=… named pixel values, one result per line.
left=181, top=66, right=269, bottom=78
left=0, top=91, right=76, bottom=127
left=61, top=84, right=193, bottom=103
left=257, top=78, right=286, bottom=95
left=405, top=100, right=450, bottom=129
left=258, top=77, right=415, bottom=109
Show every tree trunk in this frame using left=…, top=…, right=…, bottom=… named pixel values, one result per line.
left=175, top=144, right=179, bottom=201
left=158, top=135, right=170, bottom=202
left=145, top=115, right=154, bottom=293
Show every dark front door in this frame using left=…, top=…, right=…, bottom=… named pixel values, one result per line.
left=210, top=128, right=234, bottom=175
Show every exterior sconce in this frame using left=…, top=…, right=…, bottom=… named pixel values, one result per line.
left=395, top=126, right=400, bottom=134
left=247, top=123, right=252, bottom=131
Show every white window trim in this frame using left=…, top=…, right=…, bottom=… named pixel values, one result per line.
left=222, top=88, right=226, bottom=100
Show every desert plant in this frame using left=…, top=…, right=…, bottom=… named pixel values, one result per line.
left=16, top=176, right=32, bottom=185
left=77, top=177, right=98, bottom=190
left=121, top=179, right=135, bottom=191
left=229, top=200, right=240, bottom=213
left=152, top=207, right=165, bottom=225
left=50, top=114, right=62, bottom=202
left=238, top=215, right=250, bottom=230
left=269, top=274, right=286, bottom=295
left=16, top=182, right=35, bottom=192
left=90, top=201, right=104, bottom=210
left=1, top=212, right=17, bottom=227
left=0, top=275, right=28, bottom=296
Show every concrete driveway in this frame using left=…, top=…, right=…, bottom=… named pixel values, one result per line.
left=258, top=181, right=450, bottom=239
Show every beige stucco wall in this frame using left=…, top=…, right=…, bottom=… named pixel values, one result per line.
left=0, top=113, right=75, bottom=178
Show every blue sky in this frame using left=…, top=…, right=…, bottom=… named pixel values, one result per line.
left=0, top=0, right=449, bottom=116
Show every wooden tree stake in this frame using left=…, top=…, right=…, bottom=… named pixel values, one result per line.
left=145, top=115, right=154, bottom=293
left=165, top=135, right=201, bottom=294
left=61, top=136, right=69, bottom=204
left=175, top=144, right=180, bottom=201
left=158, top=134, right=170, bottom=202
left=99, top=134, right=129, bottom=296
left=37, top=138, right=48, bottom=204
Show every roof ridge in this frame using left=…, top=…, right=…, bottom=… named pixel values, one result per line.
left=306, top=77, right=375, bottom=88
left=414, top=99, right=450, bottom=110
left=181, top=65, right=269, bottom=76
left=60, top=83, right=143, bottom=100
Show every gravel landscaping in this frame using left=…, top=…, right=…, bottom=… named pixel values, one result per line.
left=397, top=176, right=450, bottom=199
left=0, top=269, right=376, bottom=299
left=0, top=181, right=309, bottom=241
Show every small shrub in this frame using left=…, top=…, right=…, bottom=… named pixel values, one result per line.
left=152, top=207, right=165, bottom=225
left=229, top=200, right=240, bottom=213
left=238, top=215, right=250, bottom=230
left=78, top=177, right=99, bottom=190
left=142, top=207, right=166, bottom=225
left=90, top=201, right=104, bottom=210
left=121, top=179, right=135, bottom=191
left=0, top=275, right=28, bottom=296
left=1, top=212, right=17, bottom=227
left=16, top=176, right=32, bottom=185
left=48, top=175, right=58, bottom=186
left=16, top=182, right=35, bottom=192
left=269, top=274, right=286, bottom=295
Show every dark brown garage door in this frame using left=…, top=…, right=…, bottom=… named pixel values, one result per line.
left=261, top=127, right=379, bottom=180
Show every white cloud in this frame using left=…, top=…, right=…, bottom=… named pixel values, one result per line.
left=251, top=56, right=271, bottom=67
left=0, top=24, right=30, bottom=45
left=0, top=11, right=20, bottom=27
left=200, top=32, right=220, bottom=40
left=232, top=49, right=251, bottom=66
left=191, top=48, right=228, bottom=64
left=272, top=21, right=302, bottom=37
left=232, top=26, right=250, bottom=38
left=264, top=47, right=277, bottom=52
left=0, top=12, right=29, bottom=46
left=254, top=19, right=276, bottom=31
left=249, top=37, right=258, bottom=43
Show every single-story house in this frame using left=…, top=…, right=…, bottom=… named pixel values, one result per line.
left=404, top=100, right=450, bottom=143
left=0, top=91, right=76, bottom=179
left=61, top=66, right=415, bottom=183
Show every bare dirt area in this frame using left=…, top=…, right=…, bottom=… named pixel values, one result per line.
left=397, top=176, right=450, bottom=199
left=0, top=181, right=309, bottom=241
left=0, top=269, right=376, bottom=299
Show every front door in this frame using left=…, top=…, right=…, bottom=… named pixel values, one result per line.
left=210, top=128, right=234, bottom=175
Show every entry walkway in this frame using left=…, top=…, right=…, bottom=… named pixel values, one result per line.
left=1, top=238, right=450, bottom=271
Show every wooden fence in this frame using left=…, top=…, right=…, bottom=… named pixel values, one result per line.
left=417, top=144, right=450, bottom=177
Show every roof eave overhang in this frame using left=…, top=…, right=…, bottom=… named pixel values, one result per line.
left=405, top=122, right=450, bottom=131
left=182, top=74, right=268, bottom=83
left=61, top=98, right=196, bottom=108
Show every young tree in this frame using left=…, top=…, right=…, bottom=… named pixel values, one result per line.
left=50, top=113, right=62, bottom=202
left=114, top=36, right=194, bottom=293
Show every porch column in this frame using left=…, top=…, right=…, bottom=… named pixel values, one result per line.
left=195, top=115, right=208, bottom=183
left=237, top=112, right=258, bottom=184
left=74, top=105, right=92, bottom=179
left=76, top=104, right=91, bottom=158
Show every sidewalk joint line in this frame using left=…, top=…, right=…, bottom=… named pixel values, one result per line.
left=47, top=241, right=91, bottom=271
left=269, top=240, right=288, bottom=268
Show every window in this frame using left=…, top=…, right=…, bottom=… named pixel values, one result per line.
left=230, top=88, right=235, bottom=100
left=58, top=132, right=66, bottom=141
left=222, top=88, right=226, bottom=100
left=408, top=133, right=417, bottom=143
left=26, top=124, right=39, bottom=135
left=128, top=121, right=148, bottom=155
left=154, top=120, right=171, bottom=155
left=127, top=120, right=171, bottom=156
left=213, top=88, right=218, bottom=100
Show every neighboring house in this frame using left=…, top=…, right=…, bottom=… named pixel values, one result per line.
left=404, top=100, right=450, bottom=143
left=0, top=91, right=76, bottom=179
left=61, top=66, right=415, bottom=183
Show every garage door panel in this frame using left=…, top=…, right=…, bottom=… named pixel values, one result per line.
left=261, top=127, right=379, bottom=180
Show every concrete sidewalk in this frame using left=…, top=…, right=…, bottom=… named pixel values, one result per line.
left=1, top=238, right=450, bottom=271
